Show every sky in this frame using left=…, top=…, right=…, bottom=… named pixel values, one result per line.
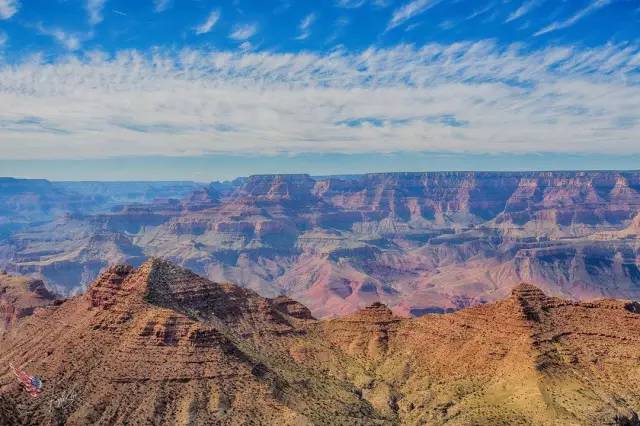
left=0, top=0, right=639, bottom=181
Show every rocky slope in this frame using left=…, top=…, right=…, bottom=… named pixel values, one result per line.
left=0, top=260, right=386, bottom=425
left=2, top=172, right=640, bottom=317
left=1, top=261, right=640, bottom=425
left=0, top=271, right=58, bottom=333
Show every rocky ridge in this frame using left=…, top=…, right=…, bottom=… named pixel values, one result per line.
left=0, top=271, right=58, bottom=333
left=2, top=260, right=640, bottom=425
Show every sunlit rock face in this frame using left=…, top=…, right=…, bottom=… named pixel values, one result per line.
left=2, top=171, right=640, bottom=318
left=0, top=270, right=58, bottom=333
left=3, top=262, right=640, bottom=425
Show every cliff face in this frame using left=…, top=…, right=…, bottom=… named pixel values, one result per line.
left=315, top=171, right=640, bottom=230
left=2, top=261, right=640, bottom=425
left=2, top=171, right=640, bottom=318
left=0, top=271, right=58, bottom=333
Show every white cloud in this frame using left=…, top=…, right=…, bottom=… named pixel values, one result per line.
left=295, top=13, right=316, bottom=40
left=0, top=31, right=7, bottom=47
left=387, top=0, right=441, bottom=30
left=86, top=0, right=107, bottom=26
left=535, top=0, right=613, bottom=36
left=229, top=23, right=258, bottom=41
left=336, top=0, right=366, bottom=7
left=194, top=9, right=221, bottom=35
left=466, top=2, right=495, bottom=21
left=326, top=16, right=350, bottom=43
left=0, top=41, right=639, bottom=160
left=336, top=0, right=391, bottom=7
left=35, top=24, right=85, bottom=51
left=438, top=19, right=455, bottom=30
left=506, top=0, right=541, bottom=23
left=0, top=0, right=18, bottom=19
left=153, top=0, right=171, bottom=13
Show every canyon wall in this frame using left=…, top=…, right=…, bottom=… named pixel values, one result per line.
left=1, top=171, right=639, bottom=317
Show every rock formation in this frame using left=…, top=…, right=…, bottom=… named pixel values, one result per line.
left=2, top=171, right=640, bottom=318
left=0, top=271, right=58, bottom=333
left=2, top=260, right=640, bottom=425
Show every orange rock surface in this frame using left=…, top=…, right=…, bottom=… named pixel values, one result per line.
left=0, top=271, right=58, bottom=333
left=2, top=259, right=640, bottom=425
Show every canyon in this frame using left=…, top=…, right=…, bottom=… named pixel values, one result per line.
left=1, top=171, right=639, bottom=318
left=0, top=178, right=200, bottom=239
left=2, top=259, right=640, bottom=425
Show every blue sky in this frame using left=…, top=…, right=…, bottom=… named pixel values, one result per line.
left=0, top=0, right=639, bottom=180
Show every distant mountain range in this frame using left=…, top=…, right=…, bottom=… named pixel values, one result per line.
left=2, top=259, right=640, bottom=425
left=0, top=177, right=202, bottom=237
left=0, top=171, right=639, bottom=318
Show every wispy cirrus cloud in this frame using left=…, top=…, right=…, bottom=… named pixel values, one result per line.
left=85, top=0, right=107, bottom=26
left=229, top=23, right=258, bottom=40
left=35, top=24, right=87, bottom=51
left=506, top=0, right=543, bottom=23
left=387, top=0, right=441, bottom=30
left=295, top=13, right=316, bottom=40
left=0, top=0, right=18, bottom=19
left=326, top=16, right=350, bottom=43
left=336, top=0, right=391, bottom=7
left=535, top=0, right=613, bottom=36
left=153, top=0, right=171, bottom=13
left=466, top=2, right=495, bottom=21
left=0, top=0, right=19, bottom=21
left=194, top=8, right=221, bottom=35
left=0, top=41, right=639, bottom=160
left=336, top=0, right=365, bottom=7
left=372, top=0, right=393, bottom=7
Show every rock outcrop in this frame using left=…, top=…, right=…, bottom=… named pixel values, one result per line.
left=0, top=271, right=58, bottom=333
left=2, top=261, right=640, bottom=425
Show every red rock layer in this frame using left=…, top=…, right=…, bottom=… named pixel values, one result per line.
left=2, top=262, right=640, bottom=424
